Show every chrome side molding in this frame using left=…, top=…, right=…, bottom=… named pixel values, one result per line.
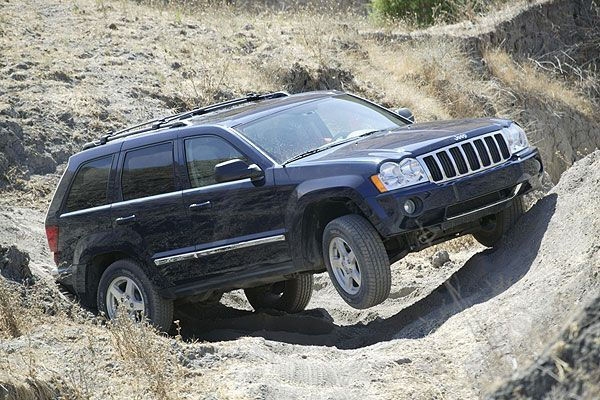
left=153, top=234, right=286, bottom=266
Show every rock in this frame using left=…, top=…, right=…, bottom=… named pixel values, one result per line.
left=171, top=61, right=182, bottom=70
left=431, top=250, right=450, bottom=268
left=48, top=71, right=73, bottom=83
left=10, top=72, right=27, bottom=81
left=108, top=23, right=117, bottom=30
left=0, top=245, right=33, bottom=284
left=0, top=103, right=18, bottom=118
left=278, top=62, right=357, bottom=93
left=58, top=112, right=75, bottom=128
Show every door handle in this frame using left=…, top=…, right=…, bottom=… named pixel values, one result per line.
left=189, top=201, right=212, bottom=210
left=115, top=215, right=136, bottom=224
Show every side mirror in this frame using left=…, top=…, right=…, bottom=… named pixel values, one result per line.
left=395, top=108, right=415, bottom=123
left=214, top=159, right=264, bottom=183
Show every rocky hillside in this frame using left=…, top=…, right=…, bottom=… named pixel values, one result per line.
left=1, top=0, right=598, bottom=209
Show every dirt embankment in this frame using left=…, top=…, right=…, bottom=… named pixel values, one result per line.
left=366, top=0, right=600, bottom=182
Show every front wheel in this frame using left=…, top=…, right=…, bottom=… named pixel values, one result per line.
left=244, top=274, right=313, bottom=313
left=473, top=197, right=525, bottom=247
left=97, top=259, right=174, bottom=332
left=322, top=214, right=391, bottom=309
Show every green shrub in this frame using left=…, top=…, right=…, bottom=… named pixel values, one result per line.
left=370, top=0, right=496, bottom=26
left=370, top=0, right=451, bottom=25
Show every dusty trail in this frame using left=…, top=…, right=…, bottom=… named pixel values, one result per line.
left=1, top=0, right=599, bottom=397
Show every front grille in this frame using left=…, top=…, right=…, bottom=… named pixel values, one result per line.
left=445, top=187, right=512, bottom=219
left=417, top=131, right=510, bottom=183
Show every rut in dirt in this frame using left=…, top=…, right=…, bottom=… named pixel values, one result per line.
left=174, top=193, right=557, bottom=350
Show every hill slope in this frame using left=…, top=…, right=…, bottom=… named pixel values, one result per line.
left=1, top=0, right=599, bottom=399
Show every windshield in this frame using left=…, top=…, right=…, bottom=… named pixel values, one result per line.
left=236, top=94, right=408, bottom=163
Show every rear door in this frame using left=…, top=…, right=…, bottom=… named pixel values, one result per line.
left=56, top=154, right=116, bottom=297
left=111, top=141, right=190, bottom=274
left=178, top=134, right=290, bottom=278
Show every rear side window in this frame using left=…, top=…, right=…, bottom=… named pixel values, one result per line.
left=185, top=136, right=248, bottom=188
left=121, top=142, right=175, bottom=200
left=65, top=156, right=112, bottom=213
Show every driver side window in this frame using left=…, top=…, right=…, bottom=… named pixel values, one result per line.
left=185, top=136, right=248, bottom=188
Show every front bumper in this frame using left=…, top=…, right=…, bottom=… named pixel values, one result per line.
left=366, top=148, right=543, bottom=238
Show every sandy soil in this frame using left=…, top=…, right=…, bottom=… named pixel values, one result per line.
left=1, top=151, right=598, bottom=399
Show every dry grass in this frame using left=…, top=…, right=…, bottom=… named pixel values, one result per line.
left=484, top=48, right=597, bottom=118
left=0, top=277, right=201, bottom=399
left=108, top=310, right=184, bottom=400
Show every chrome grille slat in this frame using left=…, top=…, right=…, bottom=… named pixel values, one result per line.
left=416, top=131, right=511, bottom=183
left=445, top=149, right=460, bottom=176
left=456, top=145, right=472, bottom=173
left=481, top=137, right=496, bottom=164
left=433, top=155, right=447, bottom=180
left=471, top=141, right=485, bottom=168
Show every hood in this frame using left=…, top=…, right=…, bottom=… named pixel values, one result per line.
left=293, top=117, right=511, bottom=165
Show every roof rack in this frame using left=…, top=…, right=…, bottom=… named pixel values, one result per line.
left=82, top=91, right=289, bottom=150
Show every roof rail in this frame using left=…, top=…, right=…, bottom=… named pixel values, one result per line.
left=82, top=91, right=289, bottom=150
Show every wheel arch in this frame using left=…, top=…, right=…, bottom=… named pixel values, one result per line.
left=77, top=246, right=156, bottom=307
left=286, top=181, right=382, bottom=271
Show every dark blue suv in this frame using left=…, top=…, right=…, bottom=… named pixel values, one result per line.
left=45, top=91, right=543, bottom=330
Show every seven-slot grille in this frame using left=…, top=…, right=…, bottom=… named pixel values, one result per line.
left=417, top=131, right=510, bottom=183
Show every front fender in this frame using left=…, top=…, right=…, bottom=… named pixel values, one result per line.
left=285, top=175, right=384, bottom=268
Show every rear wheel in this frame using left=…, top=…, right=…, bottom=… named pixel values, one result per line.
left=322, top=214, right=391, bottom=309
left=473, top=197, right=525, bottom=247
left=244, top=274, right=313, bottom=313
left=97, top=259, right=173, bottom=331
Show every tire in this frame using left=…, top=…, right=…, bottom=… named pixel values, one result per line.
left=244, top=274, right=313, bottom=313
left=473, top=196, right=525, bottom=247
left=97, top=259, right=173, bottom=332
left=322, top=214, right=391, bottom=309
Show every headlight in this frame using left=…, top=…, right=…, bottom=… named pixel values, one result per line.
left=371, top=158, right=429, bottom=192
left=503, top=123, right=529, bottom=154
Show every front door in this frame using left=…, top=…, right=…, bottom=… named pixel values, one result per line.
left=180, top=134, right=290, bottom=278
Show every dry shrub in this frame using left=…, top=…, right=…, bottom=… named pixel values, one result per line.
left=0, top=279, right=28, bottom=338
left=483, top=49, right=596, bottom=117
left=354, top=38, right=500, bottom=120
left=108, top=310, right=183, bottom=400
left=0, top=376, right=57, bottom=400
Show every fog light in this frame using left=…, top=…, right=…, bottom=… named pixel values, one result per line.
left=403, top=199, right=416, bottom=214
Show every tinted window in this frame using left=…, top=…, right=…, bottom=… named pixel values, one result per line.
left=185, top=136, right=247, bottom=188
left=65, top=156, right=112, bottom=212
left=121, top=142, right=175, bottom=200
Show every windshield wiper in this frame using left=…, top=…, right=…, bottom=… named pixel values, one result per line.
left=282, top=147, right=326, bottom=166
left=282, top=128, right=392, bottom=166
left=282, top=136, right=362, bottom=166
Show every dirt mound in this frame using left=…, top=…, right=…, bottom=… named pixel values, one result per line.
left=0, top=245, right=33, bottom=284
left=488, top=295, right=600, bottom=399
left=278, top=62, right=359, bottom=93
left=474, top=0, right=599, bottom=73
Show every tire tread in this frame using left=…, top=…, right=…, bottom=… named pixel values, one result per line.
left=323, top=214, right=391, bottom=309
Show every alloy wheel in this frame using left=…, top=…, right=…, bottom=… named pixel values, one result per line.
left=328, top=237, right=361, bottom=295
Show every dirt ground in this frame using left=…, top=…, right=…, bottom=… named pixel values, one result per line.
left=0, top=0, right=599, bottom=398
left=1, top=151, right=598, bottom=399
